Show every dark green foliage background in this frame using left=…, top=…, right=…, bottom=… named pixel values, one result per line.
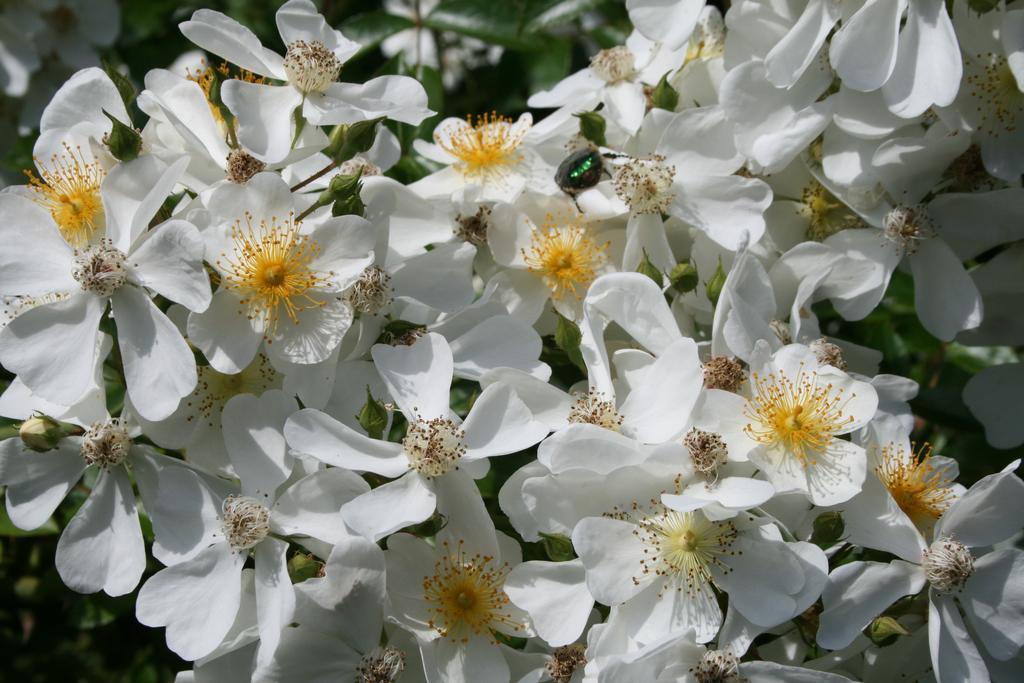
left=0, top=1, right=1018, bottom=680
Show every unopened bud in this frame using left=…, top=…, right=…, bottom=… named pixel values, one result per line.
left=573, top=111, right=607, bottom=147
left=868, top=615, right=910, bottom=646
left=636, top=251, right=663, bottom=286
left=287, top=553, right=323, bottom=583
left=540, top=533, right=577, bottom=562
left=356, top=385, right=389, bottom=439
left=103, top=110, right=142, bottom=162
left=811, top=511, right=846, bottom=549
left=325, top=117, right=384, bottom=164
left=705, top=258, right=726, bottom=307
left=650, top=71, right=679, bottom=111
left=669, top=261, right=698, bottom=293
left=19, top=415, right=65, bottom=451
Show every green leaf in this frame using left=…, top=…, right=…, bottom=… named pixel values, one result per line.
left=539, top=532, right=577, bottom=561
left=341, top=12, right=416, bottom=58
left=525, top=39, right=572, bottom=93
left=554, top=312, right=586, bottom=373
left=424, top=0, right=542, bottom=50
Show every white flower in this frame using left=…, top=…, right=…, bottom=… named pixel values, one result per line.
left=284, top=332, right=548, bottom=544
left=741, top=341, right=878, bottom=506
left=187, top=172, right=374, bottom=371
left=0, top=164, right=211, bottom=421
left=136, top=391, right=370, bottom=663
left=180, top=0, right=433, bottom=163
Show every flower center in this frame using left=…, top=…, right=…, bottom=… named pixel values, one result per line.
left=612, top=155, right=676, bottom=214
left=454, top=205, right=491, bottom=246
left=435, top=112, right=527, bottom=180
left=810, top=338, right=847, bottom=371
left=26, top=145, right=105, bottom=248
left=692, top=650, right=742, bottom=683
left=80, top=418, right=131, bottom=468
left=875, top=442, right=955, bottom=531
left=923, top=536, right=974, bottom=594
left=632, top=508, right=738, bottom=596
left=218, top=214, right=331, bottom=334
left=187, top=356, right=278, bottom=427
left=883, top=205, right=933, bottom=255
left=801, top=181, right=861, bottom=242
left=403, top=417, right=466, bottom=477
left=684, top=428, right=728, bottom=484
left=702, top=356, right=745, bottom=392
left=283, top=40, right=341, bottom=95
left=568, top=390, right=623, bottom=431
left=355, top=646, right=406, bottom=683
left=338, top=156, right=382, bottom=177
left=348, top=265, right=393, bottom=315
left=72, top=240, right=128, bottom=297
left=546, top=644, right=587, bottom=683
left=522, top=213, right=608, bottom=301
left=225, top=149, right=266, bottom=184
left=590, top=46, right=635, bottom=83
left=964, top=52, right=1023, bottom=138
left=221, top=494, right=271, bottom=550
left=423, top=539, right=523, bottom=641
left=744, top=367, right=855, bottom=466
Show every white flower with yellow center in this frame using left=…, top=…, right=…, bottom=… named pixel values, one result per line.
left=573, top=501, right=808, bottom=643
left=0, top=159, right=212, bottom=422
left=136, top=390, right=371, bottom=664
left=284, top=332, right=548, bottom=544
left=411, top=112, right=540, bottom=203
left=741, top=341, right=877, bottom=506
left=819, top=461, right=1024, bottom=681
left=188, top=172, right=374, bottom=371
left=180, top=0, right=432, bottom=163
left=385, top=527, right=532, bottom=682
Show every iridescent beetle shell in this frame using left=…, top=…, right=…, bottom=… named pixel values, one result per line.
left=555, top=149, right=604, bottom=196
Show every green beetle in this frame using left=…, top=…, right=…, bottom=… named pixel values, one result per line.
left=555, top=149, right=605, bottom=199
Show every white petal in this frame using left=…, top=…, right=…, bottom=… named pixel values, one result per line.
left=659, top=106, right=743, bottom=176
left=675, top=477, right=775, bottom=511
left=179, top=9, right=285, bottom=79
left=963, top=364, right=1024, bottom=449
left=271, top=467, right=370, bottom=543
left=434, top=468, right=499, bottom=559
left=340, top=471, right=435, bottom=543
left=829, top=0, right=905, bottom=91
left=103, top=155, right=189, bottom=252
left=40, top=67, right=130, bottom=132
left=266, top=295, right=353, bottom=366
left=0, top=293, right=105, bottom=406
left=371, top=332, right=453, bottom=420
left=626, top=0, right=704, bottom=49
left=254, top=538, right=295, bottom=667
left=572, top=516, right=649, bottom=605
left=537, top=423, right=646, bottom=474
left=505, top=559, right=594, bottom=647
left=450, top=316, right=548, bottom=382
left=881, top=0, right=961, bottom=117
left=838, top=472, right=926, bottom=563
left=315, top=76, right=433, bottom=126
left=764, top=0, right=841, bottom=87
left=284, top=408, right=408, bottom=477
left=55, top=467, right=145, bottom=596
left=619, top=337, right=702, bottom=443
left=961, top=548, right=1024, bottom=661
left=0, top=440, right=85, bottom=530
left=305, top=215, right=375, bottom=290
left=187, top=289, right=262, bottom=374
left=0, top=193, right=75, bottom=295
left=128, top=219, right=211, bottom=312
left=136, top=541, right=246, bottom=661
left=275, top=0, right=359, bottom=62
left=671, top=174, right=771, bottom=250
left=603, top=80, right=646, bottom=135
left=391, top=242, right=476, bottom=312
left=422, top=636, right=509, bottom=683
left=112, top=287, right=198, bottom=422
left=462, top=383, right=548, bottom=461
left=929, top=593, right=989, bottom=683
left=714, top=532, right=802, bottom=627
left=817, top=560, right=926, bottom=650
left=222, top=390, right=297, bottom=497
left=909, top=239, right=982, bottom=341
left=221, top=81, right=303, bottom=164
left=936, top=462, right=1024, bottom=547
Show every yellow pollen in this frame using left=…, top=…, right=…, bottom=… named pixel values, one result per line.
left=187, top=61, right=267, bottom=133
left=522, top=213, right=607, bottom=300
left=875, top=442, right=954, bottom=531
left=218, top=212, right=331, bottom=334
left=423, top=540, right=522, bottom=643
left=26, top=144, right=105, bottom=248
left=631, top=508, right=739, bottom=597
left=743, top=366, right=855, bottom=466
left=801, top=181, right=861, bottom=241
left=435, top=112, right=525, bottom=178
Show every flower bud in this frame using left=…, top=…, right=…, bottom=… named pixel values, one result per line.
left=811, top=511, right=846, bottom=549
left=868, top=615, right=910, bottom=646
left=650, top=71, right=679, bottom=111
left=540, top=532, right=577, bottom=562
left=705, top=258, right=727, bottom=307
left=325, top=117, right=384, bottom=164
left=103, top=110, right=142, bottom=162
left=356, top=385, right=389, bottom=439
left=573, top=110, right=607, bottom=147
left=19, top=415, right=65, bottom=451
left=636, top=251, right=663, bottom=286
left=669, top=261, right=698, bottom=293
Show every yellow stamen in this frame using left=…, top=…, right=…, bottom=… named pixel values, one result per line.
left=522, top=213, right=607, bottom=300
left=423, top=540, right=523, bottom=643
left=875, top=442, right=954, bottom=531
left=218, top=212, right=331, bottom=335
left=744, top=366, right=855, bottom=466
left=435, top=112, right=525, bottom=180
left=26, top=144, right=105, bottom=248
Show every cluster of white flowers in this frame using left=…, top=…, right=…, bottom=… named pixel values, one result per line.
left=1, top=0, right=1023, bottom=681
